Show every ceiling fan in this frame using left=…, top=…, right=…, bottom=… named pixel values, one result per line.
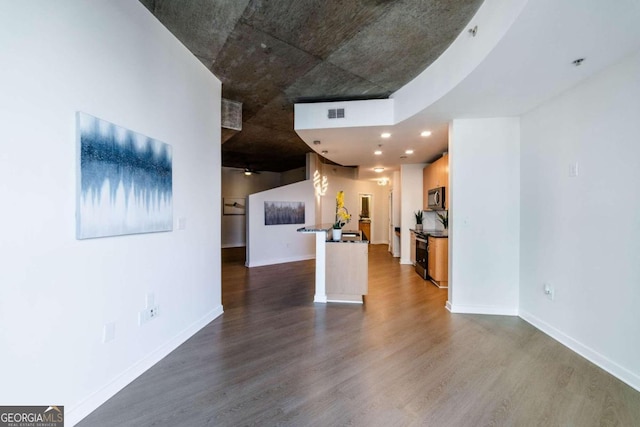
left=241, top=166, right=261, bottom=176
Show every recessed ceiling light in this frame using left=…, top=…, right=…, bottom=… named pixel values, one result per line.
left=381, top=132, right=391, bottom=138
left=313, top=140, right=321, bottom=145
left=420, top=131, right=432, bottom=137
left=405, top=149, right=414, bottom=154
left=400, top=155, right=407, bottom=159
left=321, top=150, right=328, bottom=154
left=373, top=167, right=384, bottom=173
left=572, top=58, right=585, bottom=67
left=374, top=150, right=382, bottom=155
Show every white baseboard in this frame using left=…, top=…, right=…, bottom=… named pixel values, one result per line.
left=67, top=305, right=224, bottom=426
left=399, top=257, right=412, bottom=265
left=448, top=303, right=518, bottom=316
left=247, top=254, right=315, bottom=267
left=519, top=310, right=640, bottom=393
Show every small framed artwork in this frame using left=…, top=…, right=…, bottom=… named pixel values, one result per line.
left=264, top=201, right=305, bottom=225
left=223, top=197, right=246, bottom=215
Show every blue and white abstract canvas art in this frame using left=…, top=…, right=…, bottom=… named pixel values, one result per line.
left=76, top=112, right=173, bottom=239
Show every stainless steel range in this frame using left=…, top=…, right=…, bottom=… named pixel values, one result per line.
left=415, top=232, right=428, bottom=279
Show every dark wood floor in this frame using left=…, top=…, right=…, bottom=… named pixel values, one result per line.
left=79, top=244, right=640, bottom=426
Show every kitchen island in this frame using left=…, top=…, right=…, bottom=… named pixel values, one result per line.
left=297, top=225, right=369, bottom=303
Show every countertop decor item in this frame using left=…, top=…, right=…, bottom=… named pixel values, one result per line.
left=333, top=190, right=352, bottom=230
left=415, top=210, right=424, bottom=231
left=437, top=211, right=448, bottom=229
left=332, top=190, right=351, bottom=240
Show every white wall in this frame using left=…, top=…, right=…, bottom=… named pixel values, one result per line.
left=449, top=118, right=520, bottom=315
left=318, top=170, right=389, bottom=244
left=221, top=167, right=282, bottom=248
left=247, top=181, right=316, bottom=267
left=371, top=183, right=390, bottom=245
left=390, top=171, right=402, bottom=256
left=519, top=49, right=640, bottom=391
left=400, top=164, right=427, bottom=264
left=0, top=2, right=222, bottom=424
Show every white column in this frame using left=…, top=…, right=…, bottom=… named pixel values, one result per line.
left=313, top=231, right=328, bottom=303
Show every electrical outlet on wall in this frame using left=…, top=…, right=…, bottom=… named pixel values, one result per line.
left=149, top=306, right=159, bottom=319
left=543, top=282, right=555, bottom=301
left=139, top=305, right=160, bottom=326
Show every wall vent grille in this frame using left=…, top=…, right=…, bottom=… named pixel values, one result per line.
left=328, top=108, right=345, bottom=119
left=222, top=98, right=242, bottom=130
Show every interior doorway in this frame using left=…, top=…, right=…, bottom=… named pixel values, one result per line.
left=358, top=193, right=372, bottom=241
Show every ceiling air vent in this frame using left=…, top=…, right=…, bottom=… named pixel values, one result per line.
left=221, top=98, right=242, bottom=131
left=328, top=108, right=345, bottom=119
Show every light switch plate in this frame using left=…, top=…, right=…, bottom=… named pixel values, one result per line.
left=177, top=217, right=187, bottom=230
left=569, top=162, right=579, bottom=177
left=103, top=322, right=115, bottom=343
left=145, top=293, right=155, bottom=308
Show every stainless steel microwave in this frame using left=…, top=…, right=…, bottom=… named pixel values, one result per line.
left=427, top=187, right=445, bottom=210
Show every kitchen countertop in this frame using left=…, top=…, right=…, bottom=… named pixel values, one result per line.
left=410, top=229, right=448, bottom=238
left=327, top=229, right=368, bottom=243
left=296, top=225, right=369, bottom=243
left=297, top=224, right=333, bottom=233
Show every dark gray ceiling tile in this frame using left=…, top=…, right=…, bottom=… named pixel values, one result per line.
left=246, top=95, right=295, bottom=133
left=213, top=22, right=321, bottom=118
left=222, top=150, right=307, bottom=173
left=222, top=122, right=310, bottom=172
left=285, top=62, right=391, bottom=103
left=150, top=0, right=250, bottom=60
left=327, top=0, right=484, bottom=91
left=241, top=0, right=394, bottom=58
left=140, top=0, right=483, bottom=172
left=139, top=0, right=155, bottom=12
left=212, top=22, right=321, bottom=90
left=223, top=122, right=310, bottom=158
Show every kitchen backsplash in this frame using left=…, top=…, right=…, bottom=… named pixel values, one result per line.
left=422, top=210, right=447, bottom=231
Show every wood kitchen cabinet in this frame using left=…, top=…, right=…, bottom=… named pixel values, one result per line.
left=326, top=239, right=368, bottom=302
left=422, top=166, right=433, bottom=209
left=358, top=220, right=371, bottom=242
left=423, top=153, right=449, bottom=210
left=428, top=236, right=448, bottom=288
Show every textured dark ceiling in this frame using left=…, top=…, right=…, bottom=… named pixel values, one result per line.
left=140, top=0, right=484, bottom=172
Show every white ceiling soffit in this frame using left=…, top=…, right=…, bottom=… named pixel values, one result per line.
left=294, top=0, right=640, bottom=182
left=415, top=0, right=640, bottom=120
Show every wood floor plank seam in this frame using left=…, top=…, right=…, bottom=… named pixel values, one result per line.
left=78, top=245, right=640, bottom=427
